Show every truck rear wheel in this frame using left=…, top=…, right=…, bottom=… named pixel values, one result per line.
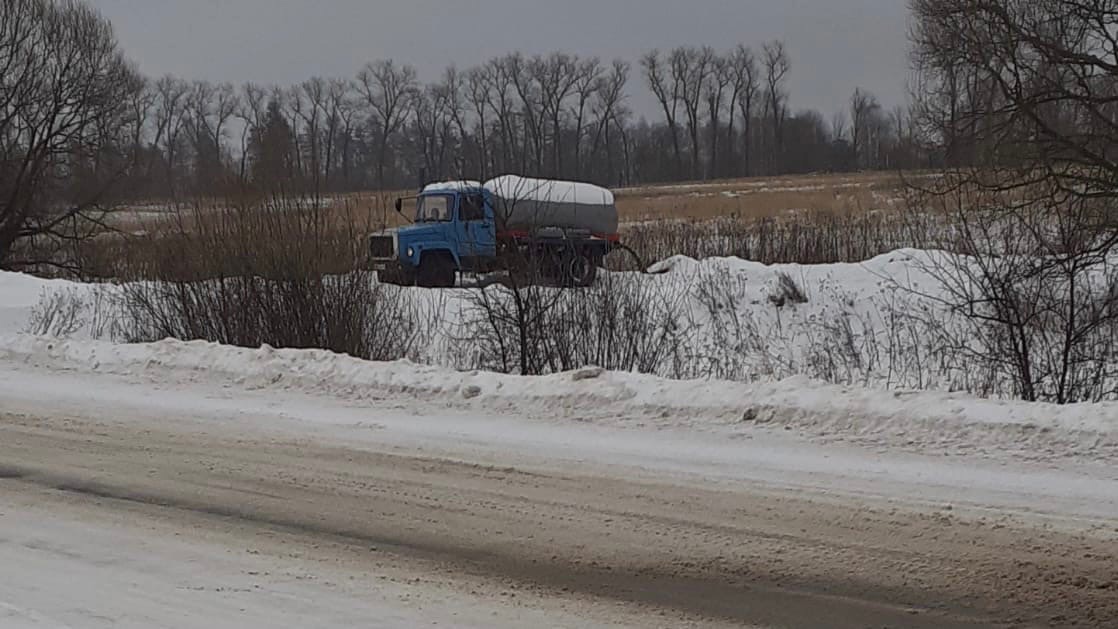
left=564, top=250, right=597, bottom=287
left=417, top=254, right=456, bottom=288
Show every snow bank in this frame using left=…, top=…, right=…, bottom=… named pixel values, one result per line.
left=0, top=271, right=98, bottom=338
left=3, top=245, right=1115, bottom=459
left=423, top=180, right=482, bottom=193
left=1, top=333, right=1114, bottom=462
left=3, top=246, right=1114, bottom=398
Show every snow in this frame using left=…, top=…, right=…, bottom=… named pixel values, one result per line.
left=2, top=339, right=1114, bottom=627
left=660, top=182, right=873, bottom=200
left=422, top=180, right=482, bottom=193
left=0, top=495, right=630, bottom=629
left=421, top=175, right=617, bottom=204
left=2, top=336, right=1117, bottom=536
left=0, top=270, right=93, bottom=338
left=485, top=175, right=615, bottom=205
left=1, top=246, right=1115, bottom=462
left=1, top=332, right=1115, bottom=465
left=2, top=253, right=1117, bottom=627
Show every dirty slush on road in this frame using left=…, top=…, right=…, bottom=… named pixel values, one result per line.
left=2, top=412, right=1115, bottom=628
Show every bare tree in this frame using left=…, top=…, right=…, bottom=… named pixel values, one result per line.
left=412, top=81, right=455, bottom=181
left=317, top=78, right=346, bottom=189
left=674, top=47, right=716, bottom=179
left=356, top=59, right=419, bottom=187
left=439, top=66, right=470, bottom=177
left=465, top=66, right=493, bottom=177
left=570, top=57, right=603, bottom=179
left=589, top=60, right=630, bottom=184
left=152, top=76, right=190, bottom=198
left=889, top=104, right=920, bottom=169
left=121, top=76, right=154, bottom=174
left=704, top=53, right=730, bottom=179
left=729, top=45, right=760, bottom=177
left=850, top=87, right=880, bottom=170
left=641, top=49, right=684, bottom=175
left=504, top=53, right=545, bottom=174
left=280, top=85, right=307, bottom=184
left=831, top=111, right=848, bottom=147
left=485, top=57, right=522, bottom=174
left=762, top=41, right=790, bottom=174
left=329, top=79, right=360, bottom=188
left=235, top=83, right=269, bottom=185
left=906, top=0, right=1118, bottom=402
left=0, top=0, right=139, bottom=269
left=535, top=52, right=581, bottom=176
left=185, top=81, right=238, bottom=193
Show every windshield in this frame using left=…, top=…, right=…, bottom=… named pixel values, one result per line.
left=416, top=195, right=452, bottom=222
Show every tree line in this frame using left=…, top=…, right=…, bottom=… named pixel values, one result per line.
left=3, top=0, right=937, bottom=267
left=120, top=50, right=928, bottom=200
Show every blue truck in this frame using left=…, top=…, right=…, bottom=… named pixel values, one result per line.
left=369, top=175, right=622, bottom=288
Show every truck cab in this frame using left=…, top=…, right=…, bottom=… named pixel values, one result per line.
left=369, top=181, right=497, bottom=287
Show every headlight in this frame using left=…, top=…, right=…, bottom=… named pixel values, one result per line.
left=407, top=247, right=415, bottom=258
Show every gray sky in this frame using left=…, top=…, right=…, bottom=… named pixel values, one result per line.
left=91, top=0, right=911, bottom=119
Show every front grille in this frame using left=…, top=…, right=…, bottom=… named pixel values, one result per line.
left=369, top=235, right=395, bottom=259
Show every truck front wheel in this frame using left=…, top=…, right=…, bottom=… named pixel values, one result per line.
left=417, top=254, right=456, bottom=288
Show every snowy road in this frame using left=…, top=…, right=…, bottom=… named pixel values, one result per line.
left=1, top=361, right=1117, bottom=628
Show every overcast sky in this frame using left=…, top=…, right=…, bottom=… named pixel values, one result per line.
left=90, top=0, right=911, bottom=119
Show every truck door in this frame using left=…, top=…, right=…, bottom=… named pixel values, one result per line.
left=456, top=192, right=496, bottom=261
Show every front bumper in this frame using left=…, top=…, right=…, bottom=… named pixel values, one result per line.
left=371, top=259, right=415, bottom=286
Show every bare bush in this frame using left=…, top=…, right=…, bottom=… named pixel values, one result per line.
left=23, top=284, right=125, bottom=340
left=687, top=264, right=777, bottom=381
left=901, top=184, right=1118, bottom=402
left=539, top=272, right=692, bottom=375
left=23, top=289, right=87, bottom=338
left=85, top=285, right=122, bottom=340
left=619, top=210, right=925, bottom=267
left=769, top=271, right=807, bottom=307
left=687, top=265, right=868, bottom=384
left=111, top=196, right=431, bottom=361
left=684, top=260, right=1017, bottom=392
left=456, top=271, right=691, bottom=377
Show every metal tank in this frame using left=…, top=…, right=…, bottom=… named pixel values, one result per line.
left=484, top=175, right=619, bottom=236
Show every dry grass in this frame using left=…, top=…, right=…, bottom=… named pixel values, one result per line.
left=77, top=171, right=932, bottom=279
left=106, top=190, right=404, bottom=234
left=612, top=171, right=925, bottom=222
left=108, top=171, right=924, bottom=235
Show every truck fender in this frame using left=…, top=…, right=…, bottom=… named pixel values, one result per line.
left=414, top=245, right=461, bottom=270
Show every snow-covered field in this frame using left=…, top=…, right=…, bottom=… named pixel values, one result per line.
left=3, top=250, right=1117, bottom=455
left=6, top=246, right=1116, bottom=397
left=2, top=251, right=1117, bottom=627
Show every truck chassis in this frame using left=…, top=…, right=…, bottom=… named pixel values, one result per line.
left=375, top=229, right=617, bottom=289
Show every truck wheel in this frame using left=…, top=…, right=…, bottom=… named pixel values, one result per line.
left=564, top=250, right=597, bottom=287
left=417, top=254, right=456, bottom=288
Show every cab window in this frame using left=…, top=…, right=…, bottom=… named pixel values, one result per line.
left=416, top=195, right=451, bottom=222
left=460, top=194, right=486, bottom=221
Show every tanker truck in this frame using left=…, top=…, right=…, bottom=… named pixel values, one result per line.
left=369, top=175, right=621, bottom=288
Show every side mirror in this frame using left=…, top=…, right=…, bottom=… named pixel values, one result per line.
left=394, top=198, right=404, bottom=214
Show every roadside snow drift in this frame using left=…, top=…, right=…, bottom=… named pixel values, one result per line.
left=1, top=333, right=1114, bottom=463
left=2, top=247, right=1115, bottom=462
